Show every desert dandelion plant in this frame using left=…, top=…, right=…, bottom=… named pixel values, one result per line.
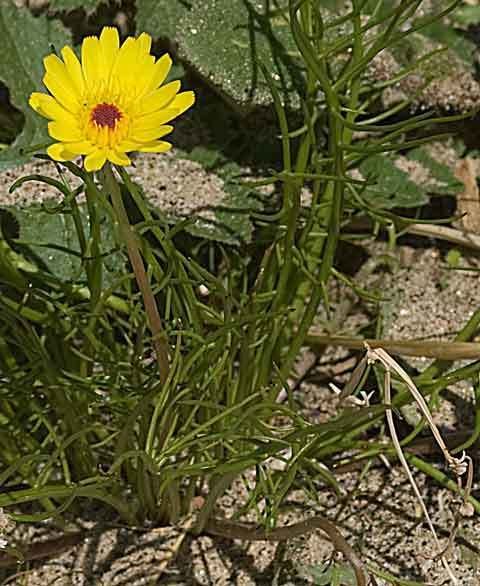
left=29, top=27, right=194, bottom=172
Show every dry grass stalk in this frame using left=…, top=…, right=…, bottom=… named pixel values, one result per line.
left=455, top=157, right=480, bottom=233
left=306, top=333, right=480, bottom=360
left=339, top=344, right=474, bottom=585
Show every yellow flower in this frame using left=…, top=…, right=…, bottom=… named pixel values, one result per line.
left=29, top=27, right=194, bottom=172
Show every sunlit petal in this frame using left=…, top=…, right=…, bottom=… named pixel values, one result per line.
left=84, top=149, right=107, bottom=172
left=30, top=26, right=194, bottom=171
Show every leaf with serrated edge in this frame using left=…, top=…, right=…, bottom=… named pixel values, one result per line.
left=49, top=0, right=101, bottom=12
left=407, top=147, right=463, bottom=196
left=0, top=3, right=71, bottom=170
left=10, top=202, right=122, bottom=284
left=360, top=155, right=429, bottom=210
left=136, top=0, right=191, bottom=39
left=177, top=0, right=302, bottom=111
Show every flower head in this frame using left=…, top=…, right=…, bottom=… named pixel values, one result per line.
left=29, top=27, right=194, bottom=172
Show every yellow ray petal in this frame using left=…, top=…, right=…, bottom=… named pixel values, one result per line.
left=29, top=92, right=76, bottom=124
left=64, top=140, right=96, bottom=155
left=111, top=37, right=137, bottom=93
left=107, top=149, right=131, bottom=166
left=136, top=32, right=152, bottom=56
left=84, top=149, right=107, bottom=172
left=140, top=81, right=181, bottom=114
left=141, top=54, right=172, bottom=96
left=132, top=34, right=155, bottom=95
left=48, top=120, right=82, bottom=142
left=125, top=125, right=172, bottom=145
left=43, top=55, right=78, bottom=98
left=131, top=121, right=176, bottom=143
left=61, top=46, right=85, bottom=95
left=99, top=27, right=120, bottom=81
left=169, top=91, right=195, bottom=116
left=131, top=129, right=164, bottom=143
left=137, top=141, right=172, bottom=153
left=43, top=72, right=80, bottom=113
left=47, top=142, right=76, bottom=162
left=117, top=139, right=141, bottom=151
left=82, top=36, right=101, bottom=90
left=134, top=55, right=157, bottom=99
left=133, top=108, right=179, bottom=130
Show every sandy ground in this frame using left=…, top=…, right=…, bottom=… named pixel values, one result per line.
left=2, top=467, right=479, bottom=585
left=0, top=152, right=227, bottom=218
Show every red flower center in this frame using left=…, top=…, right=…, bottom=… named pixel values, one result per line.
left=90, top=102, right=122, bottom=129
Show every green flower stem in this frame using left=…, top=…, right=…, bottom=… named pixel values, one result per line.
left=83, top=183, right=102, bottom=306
left=102, top=163, right=170, bottom=385
left=406, top=453, right=480, bottom=514
left=271, top=0, right=364, bottom=391
left=81, top=179, right=103, bottom=377
left=117, top=167, right=202, bottom=332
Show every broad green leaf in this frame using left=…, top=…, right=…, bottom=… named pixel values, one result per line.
left=10, top=202, right=122, bottom=283
left=0, top=2, right=71, bottom=170
left=142, top=146, right=261, bottom=245
left=452, top=5, right=480, bottom=27
left=177, top=0, right=302, bottom=110
left=184, top=180, right=257, bottom=245
left=48, top=0, right=101, bottom=12
left=407, top=147, right=463, bottom=196
left=420, top=22, right=476, bottom=65
left=359, top=155, right=429, bottom=209
left=177, top=148, right=261, bottom=244
left=136, top=0, right=191, bottom=39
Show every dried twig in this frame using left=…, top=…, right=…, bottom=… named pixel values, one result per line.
left=338, top=344, right=474, bottom=585
left=306, top=333, right=480, bottom=360
left=0, top=532, right=85, bottom=568
left=406, top=223, right=480, bottom=251
left=204, top=515, right=368, bottom=586
left=454, top=157, right=480, bottom=234
left=347, top=216, right=480, bottom=251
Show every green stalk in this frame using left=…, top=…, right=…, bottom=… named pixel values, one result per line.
left=81, top=179, right=103, bottom=377
left=101, top=163, right=170, bottom=385
left=117, top=167, right=202, bottom=332
left=274, top=0, right=363, bottom=388
left=407, top=453, right=480, bottom=514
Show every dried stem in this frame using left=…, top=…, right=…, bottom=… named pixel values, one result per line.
left=205, top=516, right=368, bottom=586
left=102, top=163, right=170, bottom=384
left=348, top=218, right=480, bottom=252
left=306, top=333, right=480, bottom=360
left=350, top=345, right=474, bottom=585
